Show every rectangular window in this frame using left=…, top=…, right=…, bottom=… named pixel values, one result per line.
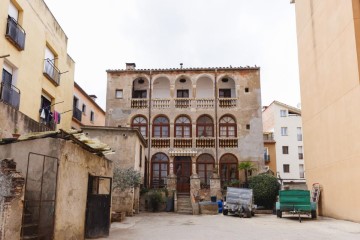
left=280, top=109, right=287, bottom=117
left=281, top=127, right=288, bottom=136
left=219, top=89, right=231, bottom=98
left=297, top=127, right=302, bottom=141
left=177, top=89, right=189, bottom=98
left=298, top=146, right=303, bottom=159
left=133, top=90, right=147, bottom=98
left=299, top=164, right=304, bottom=178
left=139, top=146, right=142, bottom=167
left=82, top=104, right=86, bottom=114
left=90, top=111, right=94, bottom=122
left=282, top=146, right=289, bottom=154
left=283, top=164, right=290, bottom=173
left=44, top=46, right=60, bottom=85
left=8, top=2, right=19, bottom=21
left=115, top=89, right=123, bottom=99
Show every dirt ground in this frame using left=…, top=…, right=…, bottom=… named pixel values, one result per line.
left=98, top=212, right=360, bottom=240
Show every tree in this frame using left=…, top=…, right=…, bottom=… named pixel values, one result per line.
left=238, top=161, right=258, bottom=186
left=248, top=174, right=280, bottom=209
left=112, top=167, right=141, bottom=191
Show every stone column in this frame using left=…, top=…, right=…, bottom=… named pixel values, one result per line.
left=166, top=173, right=177, bottom=193
left=190, top=173, right=201, bottom=197
left=210, top=173, right=222, bottom=200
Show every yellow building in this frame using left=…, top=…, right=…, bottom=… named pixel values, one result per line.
left=293, top=0, right=360, bottom=222
left=0, top=0, right=75, bottom=132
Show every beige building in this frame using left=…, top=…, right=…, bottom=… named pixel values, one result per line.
left=293, top=0, right=360, bottom=222
left=72, top=82, right=105, bottom=129
left=106, top=63, right=264, bottom=198
left=0, top=0, right=75, bottom=134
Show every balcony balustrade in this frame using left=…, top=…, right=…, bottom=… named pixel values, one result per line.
left=196, top=98, right=214, bottom=108
left=218, top=98, right=237, bottom=108
left=5, top=17, right=26, bottom=51
left=173, top=138, right=192, bottom=148
left=219, top=138, right=238, bottom=148
left=152, top=99, right=170, bottom=109
left=72, top=107, right=82, bottom=122
left=43, top=59, right=60, bottom=86
left=196, top=137, right=215, bottom=148
left=0, top=82, right=20, bottom=110
left=131, top=99, right=148, bottom=109
left=152, top=138, right=170, bottom=148
left=175, top=98, right=192, bottom=108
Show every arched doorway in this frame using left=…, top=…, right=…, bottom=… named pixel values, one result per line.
left=174, top=156, right=192, bottom=193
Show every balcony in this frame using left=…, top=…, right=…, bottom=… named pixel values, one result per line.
left=5, top=16, right=25, bottom=51
left=72, top=107, right=82, bottom=122
left=131, top=99, right=148, bottom=109
left=196, top=138, right=215, bottom=148
left=152, top=99, right=170, bottom=109
left=0, top=82, right=20, bottom=110
left=173, top=138, right=192, bottom=148
left=43, top=59, right=60, bottom=86
left=196, top=98, right=214, bottom=108
left=218, top=98, right=237, bottom=108
left=264, top=154, right=270, bottom=163
left=175, top=98, right=192, bottom=108
left=263, top=133, right=275, bottom=143
left=219, top=138, right=238, bottom=148
left=152, top=138, right=170, bottom=148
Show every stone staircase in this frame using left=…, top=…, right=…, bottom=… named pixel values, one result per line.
left=177, top=194, right=192, bottom=214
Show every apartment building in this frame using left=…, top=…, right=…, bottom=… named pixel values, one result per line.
left=0, top=0, right=75, bottom=136
left=106, top=63, right=264, bottom=193
left=262, top=101, right=305, bottom=186
left=72, top=82, right=105, bottom=129
left=292, top=0, right=360, bottom=222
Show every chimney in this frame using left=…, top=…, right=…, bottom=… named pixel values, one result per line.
left=89, top=95, right=97, bottom=101
left=126, top=63, right=136, bottom=70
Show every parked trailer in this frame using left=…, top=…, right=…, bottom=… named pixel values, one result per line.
left=276, top=189, right=317, bottom=222
left=223, top=187, right=255, bottom=218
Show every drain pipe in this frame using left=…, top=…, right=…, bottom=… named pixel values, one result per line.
left=147, top=70, right=152, bottom=187
left=214, top=69, right=219, bottom=172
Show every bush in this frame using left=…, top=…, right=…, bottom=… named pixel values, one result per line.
left=248, top=174, right=280, bottom=209
left=147, top=189, right=164, bottom=212
left=112, top=167, right=141, bottom=191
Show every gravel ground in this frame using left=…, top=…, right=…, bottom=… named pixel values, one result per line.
left=97, top=212, right=360, bottom=240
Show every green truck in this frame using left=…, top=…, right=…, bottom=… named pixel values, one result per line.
left=276, top=189, right=317, bottom=222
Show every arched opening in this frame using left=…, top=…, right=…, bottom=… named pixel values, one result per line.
left=175, top=115, right=191, bottom=138
left=131, top=115, right=148, bottom=137
left=151, top=153, right=169, bottom=188
left=153, top=115, right=170, bottom=138
left=196, top=154, right=215, bottom=188
left=175, top=77, right=192, bottom=108
left=153, top=77, right=170, bottom=98
left=132, top=78, right=149, bottom=98
left=220, top=154, right=239, bottom=186
left=174, top=156, right=192, bottom=193
left=219, top=115, right=237, bottom=137
left=218, top=77, right=236, bottom=98
left=196, top=77, right=213, bottom=98
left=196, top=115, right=214, bottom=137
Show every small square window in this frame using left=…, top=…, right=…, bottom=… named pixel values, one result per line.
left=281, top=127, right=288, bottom=136
left=283, top=164, right=290, bottom=173
left=280, top=110, right=287, bottom=117
left=282, top=146, right=289, bottom=154
left=246, top=124, right=250, bottom=130
left=115, top=89, right=123, bottom=99
left=245, top=87, right=249, bottom=93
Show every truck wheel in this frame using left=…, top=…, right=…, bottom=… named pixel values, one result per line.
left=223, top=209, right=228, bottom=216
left=276, top=210, right=282, bottom=218
left=311, top=210, right=317, bottom=219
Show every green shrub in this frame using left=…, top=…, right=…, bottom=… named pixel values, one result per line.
left=248, top=174, right=280, bottom=209
left=147, top=189, right=164, bottom=212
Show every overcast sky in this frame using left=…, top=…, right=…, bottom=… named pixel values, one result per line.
left=44, top=0, right=300, bottom=110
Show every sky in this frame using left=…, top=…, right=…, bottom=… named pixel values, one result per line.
left=44, top=0, right=300, bottom=110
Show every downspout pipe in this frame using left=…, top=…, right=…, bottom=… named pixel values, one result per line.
left=214, top=69, right=219, bottom=172
left=147, top=70, right=152, bottom=187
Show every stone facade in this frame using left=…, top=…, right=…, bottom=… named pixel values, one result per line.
left=106, top=65, right=264, bottom=197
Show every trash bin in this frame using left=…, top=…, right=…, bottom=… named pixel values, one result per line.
left=166, top=197, right=174, bottom=212
left=217, top=200, right=223, bottom=213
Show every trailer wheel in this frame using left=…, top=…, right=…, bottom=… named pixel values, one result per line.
left=276, top=210, right=282, bottom=218
left=311, top=210, right=317, bottom=219
left=223, top=209, right=228, bottom=216
left=245, top=208, right=252, bottom=218
left=251, top=211, right=255, bottom=217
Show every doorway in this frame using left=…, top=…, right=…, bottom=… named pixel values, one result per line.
left=174, top=156, right=192, bottom=193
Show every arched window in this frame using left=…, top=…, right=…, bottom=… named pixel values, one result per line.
left=219, top=115, right=237, bottom=137
left=220, top=154, right=238, bottom=185
left=151, top=153, right=169, bottom=188
left=131, top=115, right=147, bottom=137
left=196, top=115, right=214, bottom=137
left=175, top=116, right=191, bottom=138
left=197, top=154, right=215, bottom=187
left=153, top=116, right=169, bottom=138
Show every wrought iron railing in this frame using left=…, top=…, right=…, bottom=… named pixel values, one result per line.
left=0, top=82, right=20, bottom=110
left=72, top=107, right=82, bottom=122
left=43, top=59, right=60, bottom=86
left=5, top=16, right=26, bottom=50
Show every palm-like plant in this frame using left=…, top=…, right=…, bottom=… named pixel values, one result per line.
left=238, top=161, right=258, bottom=187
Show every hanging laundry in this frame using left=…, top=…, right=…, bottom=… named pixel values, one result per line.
left=40, top=109, right=46, bottom=119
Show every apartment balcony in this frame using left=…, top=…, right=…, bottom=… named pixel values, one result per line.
left=175, top=98, right=192, bottom=108
left=196, top=98, right=214, bottom=108
left=72, top=107, right=82, bottom=122
left=218, top=98, right=237, bottom=108
left=0, top=82, right=20, bottom=110
left=5, top=16, right=26, bottom=51
left=173, top=138, right=192, bottom=148
left=263, top=133, right=275, bottom=143
left=219, top=138, right=238, bottom=148
left=152, top=99, right=170, bottom=109
left=43, top=59, right=60, bottom=86
left=152, top=138, right=170, bottom=148
left=131, top=99, right=148, bottom=109
left=196, top=137, right=215, bottom=148
left=264, top=154, right=270, bottom=163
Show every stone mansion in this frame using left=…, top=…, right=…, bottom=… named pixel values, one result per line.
left=106, top=63, right=264, bottom=195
